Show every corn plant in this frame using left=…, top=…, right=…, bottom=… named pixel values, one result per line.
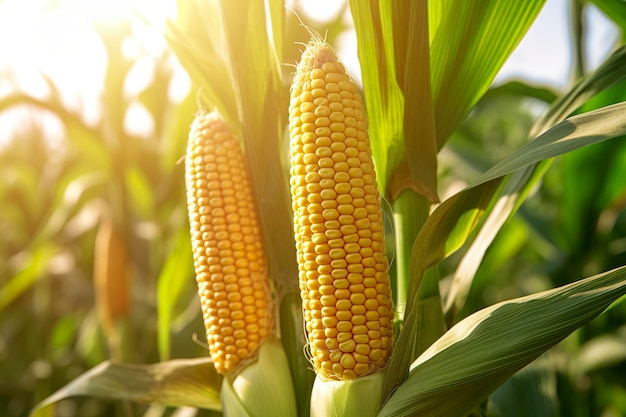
left=27, top=0, right=626, bottom=416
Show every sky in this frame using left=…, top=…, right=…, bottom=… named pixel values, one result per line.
left=493, top=0, right=619, bottom=89
left=0, top=0, right=621, bottom=145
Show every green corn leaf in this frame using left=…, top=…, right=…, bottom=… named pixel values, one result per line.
left=422, top=101, right=626, bottom=294
left=443, top=46, right=626, bottom=320
left=559, top=137, right=626, bottom=253
left=267, top=0, right=285, bottom=64
left=349, top=0, right=405, bottom=196
left=38, top=173, right=105, bottom=244
left=0, top=94, right=111, bottom=175
left=218, top=0, right=297, bottom=292
left=385, top=100, right=626, bottom=398
left=378, top=265, right=626, bottom=417
left=474, top=102, right=626, bottom=183
left=430, top=0, right=545, bottom=147
left=157, top=228, right=194, bottom=361
left=389, top=0, right=438, bottom=202
left=352, top=1, right=544, bottom=195
left=532, top=46, right=626, bottom=137
left=482, top=80, right=559, bottom=104
left=218, top=0, right=282, bottom=132
left=161, top=89, right=197, bottom=172
left=557, top=81, right=626, bottom=256
left=29, top=358, right=222, bottom=417
left=164, top=0, right=238, bottom=128
left=443, top=164, right=549, bottom=323
left=0, top=244, right=57, bottom=311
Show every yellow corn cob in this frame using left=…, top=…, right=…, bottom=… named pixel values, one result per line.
left=289, top=39, right=394, bottom=380
left=185, top=110, right=272, bottom=375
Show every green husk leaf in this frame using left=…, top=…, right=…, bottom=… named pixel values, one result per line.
left=311, top=372, right=385, bottom=417
left=30, top=358, right=222, bottom=417
left=220, top=338, right=297, bottom=417
left=378, top=265, right=626, bottom=417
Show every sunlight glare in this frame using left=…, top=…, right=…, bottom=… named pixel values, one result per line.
left=298, top=0, right=346, bottom=23
left=65, top=0, right=176, bottom=32
left=0, top=0, right=180, bottom=145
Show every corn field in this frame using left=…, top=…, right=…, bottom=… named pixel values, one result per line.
left=1, top=0, right=626, bottom=416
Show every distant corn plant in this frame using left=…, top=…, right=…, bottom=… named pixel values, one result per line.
left=29, top=1, right=626, bottom=417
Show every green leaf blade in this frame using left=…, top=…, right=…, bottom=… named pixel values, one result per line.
left=157, top=229, right=194, bottom=361
left=378, top=266, right=626, bottom=417
left=400, top=1, right=439, bottom=201
left=477, top=101, right=626, bottom=185
left=30, top=358, right=222, bottom=417
left=431, top=0, right=545, bottom=147
left=164, top=2, right=239, bottom=127
left=385, top=100, right=626, bottom=398
left=349, top=0, right=405, bottom=195
left=219, top=0, right=297, bottom=291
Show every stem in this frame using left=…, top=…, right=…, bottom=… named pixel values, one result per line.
left=390, top=189, right=430, bottom=321
left=384, top=189, right=445, bottom=400
left=414, top=266, right=446, bottom=357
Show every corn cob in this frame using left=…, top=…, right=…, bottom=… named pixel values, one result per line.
left=185, top=110, right=272, bottom=375
left=289, top=39, right=394, bottom=380
left=94, top=210, right=130, bottom=334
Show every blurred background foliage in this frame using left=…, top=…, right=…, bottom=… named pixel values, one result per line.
left=0, top=0, right=625, bottom=416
